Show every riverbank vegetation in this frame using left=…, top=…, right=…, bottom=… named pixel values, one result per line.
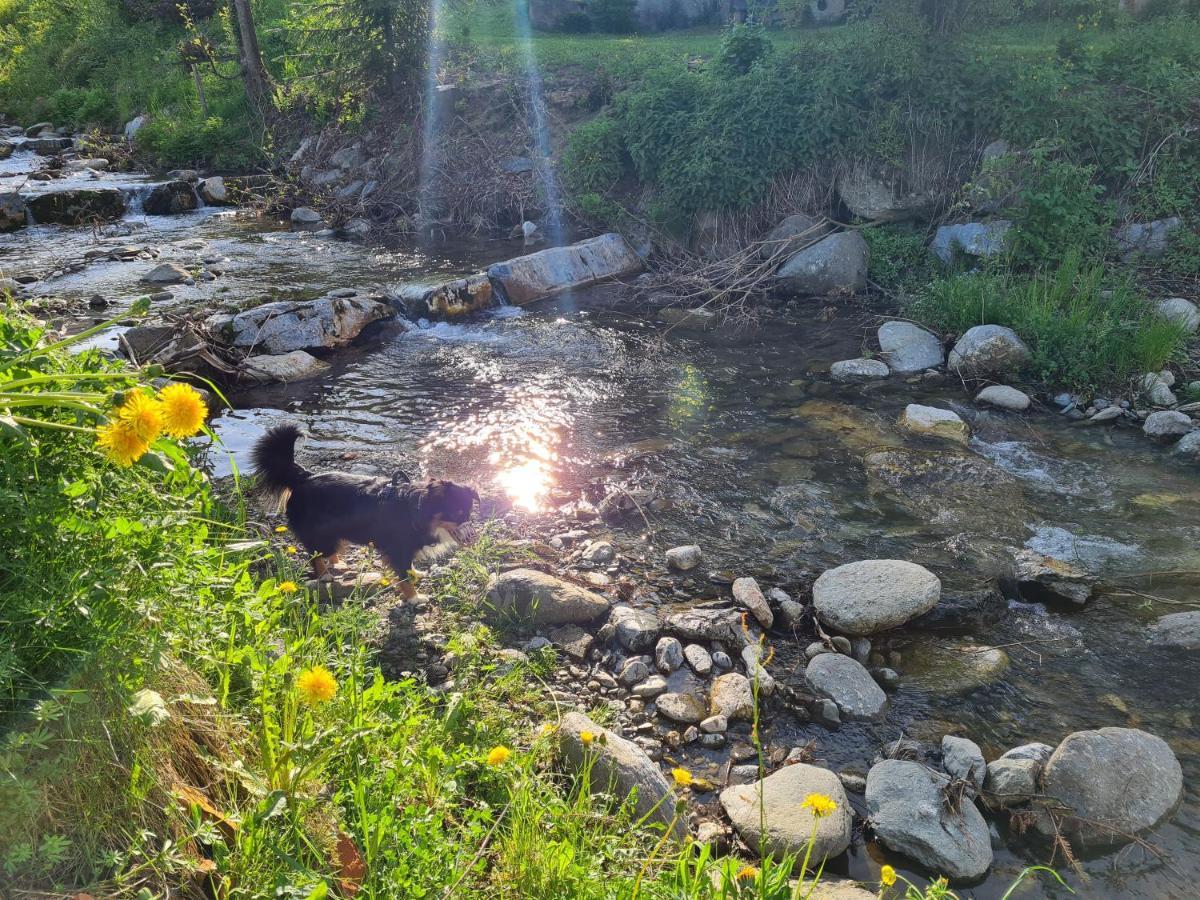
left=0, top=300, right=1077, bottom=897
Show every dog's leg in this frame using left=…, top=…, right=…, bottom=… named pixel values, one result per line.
left=397, top=579, right=418, bottom=600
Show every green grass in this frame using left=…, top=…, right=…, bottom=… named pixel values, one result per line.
left=909, top=253, right=1189, bottom=390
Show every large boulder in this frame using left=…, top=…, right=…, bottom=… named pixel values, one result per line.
left=290, top=206, right=324, bottom=232
left=1157, top=297, right=1199, bottom=333
left=1143, top=410, right=1193, bottom=442
left=27, top=189, right=126, bottom=225
left=838, top=166, right=938, bottom=222
left=220, top=295, right=392, bottom=354
left=877, top=321, right=944, bottom=373
left=812, top=559, right=941, bottom=636
left=143, top=181, right=198, bottom=215
left=558, top=711, right=686, bottom=838
left=0, top=192, right=26, bottom=232
left=484, top=569, right=611, bottom=626
left=487, top=234, right=642, bottom=306
left=930, top=221, right=1012, bottom=264
left=898, top=404, right=970, bottom=444
left=241, top=351, right=329, bottom=383
left=866, top=759, right=993, bottom=881
left=757, top=213, right=832, bottom=260
left=774, top=232, right=869, bottom=296
left=199, top=176, right=229, bottom=206
left=1035, top=727, right=1183, bottom=849
left=719, top=764, right=852, bottom=864
left=804, top=653, right=887, bottom=720
left=947, top=324, right=1031, bottom=377
left=1146, top=610, right=1200, bottom=650
left=1115, top=216, right=1181, bottom=261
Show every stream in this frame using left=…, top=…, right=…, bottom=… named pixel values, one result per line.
left=3, top=145, right=1199, bottom=899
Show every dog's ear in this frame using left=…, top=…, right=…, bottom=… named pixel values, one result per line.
left=416, top=481, right=447, bottom=519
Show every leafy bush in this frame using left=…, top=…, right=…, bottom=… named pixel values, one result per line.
left=136, top=113, right=261, bottom=169
left=47, top=87, right=118, bottom=129
left=863, top=224, right=937, bottom=294
left=910, top=252, right=1186, bottom=388
left=1010, top=150, right=1112, bottom=267
left=717, top=23, right=772, bottom=75
left=561, top=114, right=627, bottom=194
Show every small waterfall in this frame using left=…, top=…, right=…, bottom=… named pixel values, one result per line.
left=417, top=0, right=448, bottom=236
left=121, top=184, right=153, bottom=217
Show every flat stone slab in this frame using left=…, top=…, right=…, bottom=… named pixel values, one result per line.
left=487, top=233, right=642, bottom=306
left=485, top=569, right=611, bottom=626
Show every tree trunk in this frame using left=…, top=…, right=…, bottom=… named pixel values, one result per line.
left=230, top=0, right=273, bottom=117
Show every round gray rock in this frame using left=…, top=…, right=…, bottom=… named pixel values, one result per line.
left=709, top=672, right=755, bottom=722
left=1147, top=610, right=1200, bottom=649
left=813, top=559, right=941, bottom=636
left=1036, top=727, right=1183, bottom=849
left=866, top=759, right=993, bottom=881
left=1174, top=431, right=1200, bottom=460
left=975, top=384, right=1030, bottom=412
left=947, top=324, right=1031, bottom=377
left=719, top=763, right=852, bottom=864
left=774, top=232, right=870, bottom=296
left=878, top=321, right=945, bottom=373
left=1144, top=410, right=1193, bottom=441
left=666, top=544, right=703, bottom=571
left=611, top=605, right=661, bottom=652
left=804, top=653, right=887, bottom=720
left=1157, top=297, right=1199, bottom=333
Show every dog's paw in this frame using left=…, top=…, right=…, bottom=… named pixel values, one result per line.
left=452, top=523, right=479, bottom=545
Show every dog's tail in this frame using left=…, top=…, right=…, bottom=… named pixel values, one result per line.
left=252, top=424, right=309, bottom=503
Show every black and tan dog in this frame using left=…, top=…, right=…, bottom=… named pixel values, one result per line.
left=252, top=424, right=478, bottom=597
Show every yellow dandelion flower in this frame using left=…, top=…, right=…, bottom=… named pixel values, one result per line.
left=539, top=723, right=556, bottom=737
left=736, top=865, right=757, bottom=881
left=279, top=581, right=299, bottom=594
left=96, top=420, right=150, bottom=467
left=880, top=865, right=897, bottom=887
left=486, top=745, right=511, bottom=766
left=801, top=792, right=837, bottom=818
left=275, top=525, right=289, bottom=533
left=380, top=576, right=392, bottom=587
left=116, top=390, right=164, bottom=443
left=580, top=730, right=595, bottom=746
left=296, top=666, right=337, bottom=704
left=671, top=767, right=693, bottom=787
left=158, top=383, right=207, bottom=438
left=286, top=545, right=298, bottom=555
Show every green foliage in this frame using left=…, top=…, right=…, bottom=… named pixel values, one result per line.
left=135, top=112, right=260, bottom=169
left=717, top=23, right=772, bottom=75
left=561, top=114, right=627, bottom=194
left=1010, top=148, right=1112, bottom=267
left=910, top=252, right=1187, bottom=389
left=863, top=225, right=937, bottom=294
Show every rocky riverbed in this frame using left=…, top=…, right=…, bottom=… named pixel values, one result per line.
left=4, top=124, right=1200, bottom=897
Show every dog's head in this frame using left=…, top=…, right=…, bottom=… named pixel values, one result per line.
left=416, top=479, right=479, bottom=540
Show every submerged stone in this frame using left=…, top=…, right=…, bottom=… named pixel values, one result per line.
left=487, top=233, right=641, bottom=306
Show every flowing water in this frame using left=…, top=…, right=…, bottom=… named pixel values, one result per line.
left=4, top=148, right=1199, bottom=898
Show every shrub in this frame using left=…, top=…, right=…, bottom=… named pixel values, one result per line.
left=863, top=224, right=937, bottom=294
left=1010, top=149, right=1112, bottom=267
left=717, top=23, right=772, bottom=75
left=910, top=252, right=1186, bottom=389
left=562, top=114, right=627, bottom=194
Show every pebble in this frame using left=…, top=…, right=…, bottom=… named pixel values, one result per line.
left=700, top=715, right=728, bottom=733
left=582, top=541, right=615, bottom=564
left=728, top=765, right=760, bottom=786
left=700, top=733, right=726, bottom=749
left=851, top=637, right=871, bottom=664
left=711, top=651, right=733, bottom=669
left=873, top=667, right=902, bottom=690
left=683, top=725, right=700, bottom=743
left=656, top=692, right=708, bottom=724
left=522, top=636, right=552, bottom=653
left=729, top=742, right=757, bottom=763
left=838, top=772, right=867, bottom=794
left=831, top=635, right=852, bottom=654
left=777, top=599, right=806, bottom=628
left=732, top=576, right=774, bottom=628
left=805, top=641, right=832, bottom=660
